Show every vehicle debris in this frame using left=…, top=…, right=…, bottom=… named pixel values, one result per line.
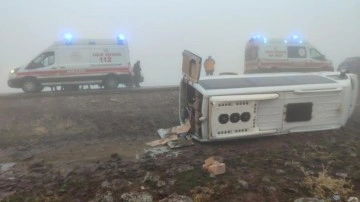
left=148, top=119, right=193, bottom=148
left=202, top=156, right=226, bottom=176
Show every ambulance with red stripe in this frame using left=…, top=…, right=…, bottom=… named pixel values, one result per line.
left=244, top=35, right=334, bottom=74
left=8, top=34, right=134, bottom=93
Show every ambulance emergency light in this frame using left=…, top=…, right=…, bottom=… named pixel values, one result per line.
left=61, top=33, right=126, bottom=45
left=117, top=34, right=126, bottom=45
left=284, top=34, right=303, bottom=44
left=64, top=33, right=73, bottom=45
left=249, top=33, right=303, bottom=44
left=250, top=34, right=267, bottom=43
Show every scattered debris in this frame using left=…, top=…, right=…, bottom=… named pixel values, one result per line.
left=146, top=134, right=178, bottom=147
left=202, top=156, right=226, bottom=176
left=155, top=120, right=194, bottom=148
left=159, top=193, right=193, bottom=202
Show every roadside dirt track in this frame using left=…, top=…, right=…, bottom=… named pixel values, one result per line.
left=0, top=88, right=359, bottom=202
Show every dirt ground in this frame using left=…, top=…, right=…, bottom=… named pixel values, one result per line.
left=0, top=89, right=359, bottom=202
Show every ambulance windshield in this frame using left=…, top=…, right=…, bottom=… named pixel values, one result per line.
left=310, top=48, right=325, bottom=61
left=27, top=51, right=55, bottom=69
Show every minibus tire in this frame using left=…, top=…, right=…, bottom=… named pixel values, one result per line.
left=104, top=75, right=119, bottom=89
left=22, top=78, right=41, bottom=93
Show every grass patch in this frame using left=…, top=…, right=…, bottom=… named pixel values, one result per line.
left=174, top=169, right=213, bottom=194
left=301, top=166, right=353, bottom=200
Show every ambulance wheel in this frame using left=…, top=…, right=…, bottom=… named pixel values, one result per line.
left=22, top=78, right=41, bottom=93
left=124, top=81, right=134, bottom=88
left=104, top=75, right=119, bottom=89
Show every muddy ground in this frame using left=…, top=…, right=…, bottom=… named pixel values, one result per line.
left=0, top=89, right=359, bottom=202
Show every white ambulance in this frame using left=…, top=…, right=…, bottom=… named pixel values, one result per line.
left=244, top=35, right=334, bottom=74
left=8, top=35, right=134, bottom=93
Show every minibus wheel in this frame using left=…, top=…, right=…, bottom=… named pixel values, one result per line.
left=104, top=75, right=119, bottom=89
left=22, top=78, right=41, bottom=93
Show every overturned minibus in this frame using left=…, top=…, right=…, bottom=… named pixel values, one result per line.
left=179, top=50, right=358, bottom=142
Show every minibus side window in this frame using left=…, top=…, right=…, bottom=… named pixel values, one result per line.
left=26, top=51, right=55, bottom=69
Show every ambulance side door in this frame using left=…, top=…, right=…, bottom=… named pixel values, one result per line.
left=287, top=46, right=307, bottom=69
left=57, top=46, right=90, bottom=81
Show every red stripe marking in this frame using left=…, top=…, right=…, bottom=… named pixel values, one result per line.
left=16, top=66, right=130, bottom=77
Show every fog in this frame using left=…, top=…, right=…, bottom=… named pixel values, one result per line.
left=0, top=0, right=359, bottom=93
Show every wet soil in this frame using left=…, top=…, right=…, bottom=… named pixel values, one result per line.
left=0, top=89, right=359, bottom=201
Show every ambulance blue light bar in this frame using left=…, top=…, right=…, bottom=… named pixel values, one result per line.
left=117, top=34, right=125, bottom=45
left=250, top=34, right=267, bottom=43
left=284, top=34, right=303, bottom=44
left=64, top=33, right=73, bottom=45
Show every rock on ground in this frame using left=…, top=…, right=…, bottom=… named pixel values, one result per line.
left=294, top=198, right=322, bottom=202
left=120, top=192, right=153, bottom=202
left=159, top=193, right=193, bottom=202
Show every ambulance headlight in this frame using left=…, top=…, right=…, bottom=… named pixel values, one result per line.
left=10, top=68, right=19, bottom=74
left=218, top=114, right=229, bottom=124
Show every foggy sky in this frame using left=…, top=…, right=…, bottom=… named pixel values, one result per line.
left=0, top=0, right=359, bottom=93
